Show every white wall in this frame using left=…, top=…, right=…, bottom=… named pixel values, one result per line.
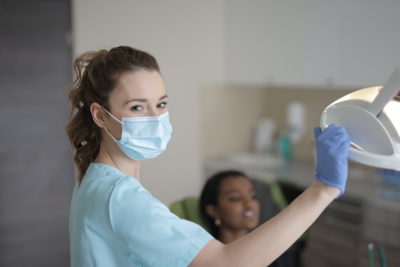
left=72, top=0, right=227, bottom=205
left=228, top=0, right=400, bottom=87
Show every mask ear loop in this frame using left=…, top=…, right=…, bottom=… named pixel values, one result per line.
left=101, top=106, right=124, bottom=142
left=103, top=126, right=118, bottom=142
left=101, top=106, right=124, bottom=124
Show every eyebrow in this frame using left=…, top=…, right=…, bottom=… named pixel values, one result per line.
left=124, top=94, right=168, bottom=105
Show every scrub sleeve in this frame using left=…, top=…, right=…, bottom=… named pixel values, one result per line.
left=109, top=176, right=213, bottom=267
left=70, top=163, right=214, bottom=267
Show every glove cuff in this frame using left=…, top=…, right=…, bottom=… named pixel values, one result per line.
left=315, top=174, right=345, bottom=198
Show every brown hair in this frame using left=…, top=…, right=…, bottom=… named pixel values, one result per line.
left=63, top=46, right=160, bottom=183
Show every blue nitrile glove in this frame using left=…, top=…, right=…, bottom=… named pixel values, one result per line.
left=314, top=124, right=351, bottom=197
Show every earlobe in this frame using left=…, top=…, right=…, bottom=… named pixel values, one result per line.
left=91, top=102, right=106, bottom=128
left=205, top=204, right=219, bottom=220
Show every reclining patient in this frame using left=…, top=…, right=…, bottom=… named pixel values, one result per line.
left=199, top=171, right=291, bottom=267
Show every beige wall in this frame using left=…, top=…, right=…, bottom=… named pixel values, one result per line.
left=202, top=84, right=268, bottom=157
left=202, top=85, right=356, bottom=161
left=72, top=0, right=227, bottom=205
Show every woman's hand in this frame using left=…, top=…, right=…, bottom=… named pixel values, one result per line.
left=314, top=124, right=351, bottom=197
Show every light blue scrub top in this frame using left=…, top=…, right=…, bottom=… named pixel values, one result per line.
left=69, top=163, right=213, bottom=267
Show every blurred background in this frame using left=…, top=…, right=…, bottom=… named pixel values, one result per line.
left=1, top=0, right=400, bottom=266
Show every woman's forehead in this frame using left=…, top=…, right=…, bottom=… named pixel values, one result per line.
left=220, top=177, right=253, bottom=192
left=112, top=70, right=166, bottom=102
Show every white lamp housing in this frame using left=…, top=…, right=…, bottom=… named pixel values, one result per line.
left=321, top=68, right=400, bottom=170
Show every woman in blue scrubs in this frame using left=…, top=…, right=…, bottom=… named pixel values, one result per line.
left=65, top=46, right=350, bottom=267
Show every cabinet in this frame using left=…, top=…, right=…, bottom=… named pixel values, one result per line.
left=303, top=197, right=400, bottom=266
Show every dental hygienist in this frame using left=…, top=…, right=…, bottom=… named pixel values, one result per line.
left=66, top=46, right=351, bottom=267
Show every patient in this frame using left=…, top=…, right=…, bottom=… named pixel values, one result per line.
left=199, top=171, right=290, bottom=267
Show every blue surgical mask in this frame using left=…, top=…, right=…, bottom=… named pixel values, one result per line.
left=101, top=107, right=172, bottom=161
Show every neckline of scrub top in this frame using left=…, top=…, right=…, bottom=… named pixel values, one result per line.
left=85, top=163, right=136, bottom=181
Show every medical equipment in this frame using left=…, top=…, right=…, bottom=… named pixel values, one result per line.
left=377, top=246, right=387, bottom=267
left=368, top=243, right=375, bottom=267
left=287, top=102, right=306, bottom=144
left=320, top=67, right=400, bottom=170
left=253, top=117, right=277, bottom=154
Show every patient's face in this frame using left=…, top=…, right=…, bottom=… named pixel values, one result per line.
left=217, top=177, right=260, bottom=231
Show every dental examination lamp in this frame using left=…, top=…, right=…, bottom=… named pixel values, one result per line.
left=321, top=68, right=400, bottom=170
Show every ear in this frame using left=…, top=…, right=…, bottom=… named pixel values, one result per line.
left=91, top=102, right=107, bottom=128
left=205, top=204, right=220, bottom=220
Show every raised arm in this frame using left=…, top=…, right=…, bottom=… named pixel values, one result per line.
left=189, top=124, right=350, bottom=267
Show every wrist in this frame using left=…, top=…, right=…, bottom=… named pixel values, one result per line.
left=310, top=179, right=341, bottom=200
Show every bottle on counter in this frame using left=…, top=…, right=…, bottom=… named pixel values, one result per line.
left=277, top=133, right=292, bottom=161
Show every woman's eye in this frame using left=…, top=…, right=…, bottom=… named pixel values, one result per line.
left=158, top=102, right=168, bottom=109
left=229, top=196, right=240, bottom=202
left=131, top=105, right=143, bottom=111
left=251, top=194, right=258, bottom=200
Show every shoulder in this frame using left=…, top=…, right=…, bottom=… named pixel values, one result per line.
left=111, top=175, right=156, bottom=206
left=108, top=175, right=169, bottom=224
left=113, top=175, right=141, bottom=191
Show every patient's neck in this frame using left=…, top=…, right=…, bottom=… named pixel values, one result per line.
left=218, top=227, right=248, bottom=244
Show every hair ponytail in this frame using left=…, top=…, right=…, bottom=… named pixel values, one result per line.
left=63, top=46, right=160, bottom=183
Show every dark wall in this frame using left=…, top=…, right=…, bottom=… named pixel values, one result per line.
left=0, top=1, right=74, bottom=266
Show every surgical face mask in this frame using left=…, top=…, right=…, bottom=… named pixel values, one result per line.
left=101, top=107, right=172, bottom=161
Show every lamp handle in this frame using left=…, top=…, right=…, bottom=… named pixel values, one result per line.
left=368, top=67, right=400, bottom=117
